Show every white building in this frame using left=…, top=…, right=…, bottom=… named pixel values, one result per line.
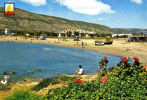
left=112, top=33, right=132, bottom=37
left=5, top=29, right=11, bottom=35
left=11, top=33, right=17, bottom=35
left=26, top=34, right=30, bottom=36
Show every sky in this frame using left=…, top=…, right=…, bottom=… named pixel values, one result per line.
left=0, top=0, right=147, bottom=29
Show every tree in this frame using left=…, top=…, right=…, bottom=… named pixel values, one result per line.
left=67, top=31, right=72, bottom=36
left=132, top=33, right=136, bottom=37
left=140, top=32, right=144, bottom=37
left=74, top=31, right=79, bottom=36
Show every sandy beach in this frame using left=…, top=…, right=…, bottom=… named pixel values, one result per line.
left=0, top=36, right=147, bottom=65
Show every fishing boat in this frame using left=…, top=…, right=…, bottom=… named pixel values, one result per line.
left=95, top=40, right=104, bottom=46
left=104, top=41, right=113, bottom=45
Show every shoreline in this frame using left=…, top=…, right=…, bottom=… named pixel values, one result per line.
left=0, top=36, right=147, bottom=65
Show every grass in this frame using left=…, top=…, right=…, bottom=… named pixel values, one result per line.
left=0, top=83, right=13, bottom=91
left=31, top=75, right=76, bottom=91
left=4, top=90, right=43, bottom=100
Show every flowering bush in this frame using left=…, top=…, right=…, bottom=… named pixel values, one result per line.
left=108, top=66, right=115, bottom=72
left=133, top=57, right=140, bottom=66
left=43, top=57, right=147, bottom=99
left=123, top=57, right=128, bottom=62
left=75, top=79, right=82, bottom=83
left=104, top=56, right=107, bottom=60
left=101, top=77, right=108, bottom=83
left=133, top=57, right=139, bottom=62
left=98, top=56, right=109, bottom=76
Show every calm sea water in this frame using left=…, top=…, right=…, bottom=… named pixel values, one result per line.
left=0, top=41, right=125, bottom=81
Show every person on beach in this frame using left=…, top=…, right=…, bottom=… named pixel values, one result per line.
left=74, top=65, right=84, bottom=75
left=81, top=41, right=84, bottom=48
left=0, top=72, right=9, bottom=85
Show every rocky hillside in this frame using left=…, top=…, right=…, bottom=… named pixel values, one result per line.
left=0, top=8, right=146, bottom=34
left=0, top=7, right=113, bottom=33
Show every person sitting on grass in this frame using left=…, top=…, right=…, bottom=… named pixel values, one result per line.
left=0, top=72, right=9, bottom=85
left=74, top=65, right=84, bottom=75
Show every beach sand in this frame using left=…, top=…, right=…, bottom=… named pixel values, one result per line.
left=0, top=36, right=147, bottom=65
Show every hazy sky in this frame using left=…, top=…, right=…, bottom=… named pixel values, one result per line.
left=0, top=0, right=146, bottom=28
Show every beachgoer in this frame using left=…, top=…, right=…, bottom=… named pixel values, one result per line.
left=81, top=41, right=84, bottom=48
left=74, top=65, right=84, bottom=75
left=0, top=72, right=9, bottom=85
left=77, top=41, right=78, bottom=45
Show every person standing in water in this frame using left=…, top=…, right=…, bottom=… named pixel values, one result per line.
left=0, top=72, right=9, bottom=85
left=74, top=65, right=84, bottom=75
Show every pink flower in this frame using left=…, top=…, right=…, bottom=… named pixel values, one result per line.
left=104, top=56, right=107, bottom=60
left=123, top=57, right=128, bottom=62
left=101, top=77, right=108, bottom=83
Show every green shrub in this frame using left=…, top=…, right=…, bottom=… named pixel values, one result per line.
left=44, top=57, right=147, bottom=99
left=32, top=76, right=76, bottom=91
left=4, top=90, right=43, bottom=100
left=0, top=83, right=12, bottom=91
left=98, top=56, right=108, bottom=76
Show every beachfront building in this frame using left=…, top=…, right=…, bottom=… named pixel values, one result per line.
left=112, top=33, right=132, bottom=37
left=58, top=28, right=96, bottom=38
left=25, top=34, right=30, bottom=36
left=58, top=30, right=67, bottom=37
left=127, top=36, right=147, bottom=42
left=88, top=31, right=95, bottom=38
left=11, top=33, right=17, bottom=35
left=5, top=28, right=11, bottom=35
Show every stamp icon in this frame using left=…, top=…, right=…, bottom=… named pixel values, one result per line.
left=5, top=3, right=14, bottom=15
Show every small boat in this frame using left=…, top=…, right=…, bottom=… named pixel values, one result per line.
left=104, top=41, right=113, bottom=45
left=95, top=40, right=104, bottom=46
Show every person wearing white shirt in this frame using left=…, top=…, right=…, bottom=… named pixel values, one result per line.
left=74, top=65, right=84, bottom=75
left=0, top=72, right=9, bottom=85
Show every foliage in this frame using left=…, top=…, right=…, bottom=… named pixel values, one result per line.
left=4, top=90, right=43, bottom=100
left=0, top=83, right=12, bottom=91
left=45, top=57, right=147, bottom=99
left=45, top=81, right=101, bottom=100
left=98, top=56, right=109, bottom=76
left=32, top=76, right=76, bottom=91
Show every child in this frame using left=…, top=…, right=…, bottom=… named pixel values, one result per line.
left=0, top=72, right=9, bottom=85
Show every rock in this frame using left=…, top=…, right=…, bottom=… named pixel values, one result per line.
left=5, top=72, right=16, bottom=75
left=61, top=74, right=66, bottom=77
left=56, top=72, right=60, bottom=74
left=26, top=69, right=41, bottom=74
left=24, top=78, right=41, bottom=82
left=35, top=69, right=41, bottom=72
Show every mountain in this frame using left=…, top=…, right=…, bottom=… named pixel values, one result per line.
left=0, top=7, right=146, bottom=34
left=0, top=8, right=113, bottom=33
left=112, top=28, right=147, bottom=34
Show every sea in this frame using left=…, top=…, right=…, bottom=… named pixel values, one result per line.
left=0, top=41, right=127, bottom=82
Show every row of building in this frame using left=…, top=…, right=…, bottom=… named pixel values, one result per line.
left=2, top=29, right=147, bottom=40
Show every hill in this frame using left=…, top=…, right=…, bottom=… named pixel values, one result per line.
left=113, top=28, right=147, bottom=34
left=0, top=7, right=113, bottom=33
left=0, top=8, right=146, bottom=34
